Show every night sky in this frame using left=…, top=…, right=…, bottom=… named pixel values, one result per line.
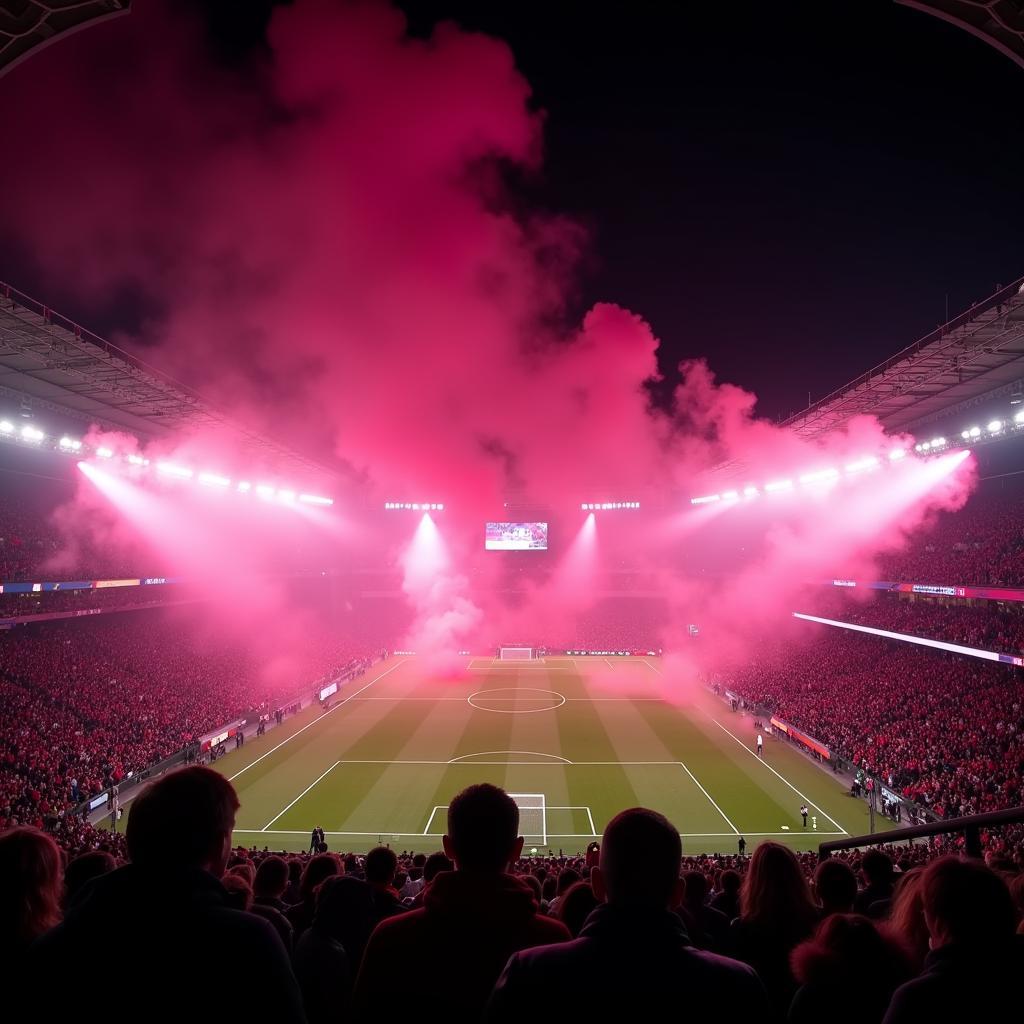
left=6, top=0, right=1024, bottom=422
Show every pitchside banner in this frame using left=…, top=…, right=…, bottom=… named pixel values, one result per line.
left=0, top=576, right=184, bottom=593
left=824, top=579, right=1024, bottom=603
left=770, top=716, right=832, bottom=760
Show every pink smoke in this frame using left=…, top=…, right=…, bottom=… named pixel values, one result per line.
left=0, top=1, right=976, bottom=677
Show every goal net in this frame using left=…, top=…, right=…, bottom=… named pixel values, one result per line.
left=499, top=646, right=534, bottom=660
left=512, top=793, right=547, bottom=847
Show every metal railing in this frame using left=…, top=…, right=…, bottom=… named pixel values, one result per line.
left=818, top=805, right=1024, bottom=860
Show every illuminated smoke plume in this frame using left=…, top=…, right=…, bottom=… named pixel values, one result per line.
left=0, top=1, right=976, bottom=674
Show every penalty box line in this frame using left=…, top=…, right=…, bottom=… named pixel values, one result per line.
left=422, top=804, right=595, bottom=836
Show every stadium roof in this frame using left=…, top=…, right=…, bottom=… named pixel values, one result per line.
left=0, top=280, right=336, bottom=482
left=782, top=276, right=1024, bottom=440
left=0, top=0, right=130, bottom=78
left=896, top=1, right=1024, bottom=70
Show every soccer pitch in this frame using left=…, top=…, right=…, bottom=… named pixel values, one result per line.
left=216, top=656, right=885, bottom=854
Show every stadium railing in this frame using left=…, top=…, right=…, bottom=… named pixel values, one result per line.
left=818, top=805, right=1024, bottom=861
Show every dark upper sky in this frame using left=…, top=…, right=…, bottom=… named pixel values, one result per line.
left=9, top=0, right=1024, bottom=422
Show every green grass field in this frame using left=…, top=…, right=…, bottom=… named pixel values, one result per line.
left=214, top=655, right=888, bottom=855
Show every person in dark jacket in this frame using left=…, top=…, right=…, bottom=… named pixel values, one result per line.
left=486, top=808, right=768, bottom=1021
left=353, top=784, right=569, bottom=1021
left=789, top=913, right=914, bottom=1024
left=364, top=846, right=405, bottom=923
left=813, top=858, right=858, bottom=919
left=28, top=767, right=306, bottom=1023
left=293, top=876, right=376, bottom=1024
left=854, top=849, right=895, bottom=915
left=709, top=868, right=741, bottom=921
left=287, top=853, right=341, bottom=937
left=882, top=857, right=1023, bottom=1024
left=253, top=855, right=295, bottom=952
left=679, top=870, right=730, bottom=952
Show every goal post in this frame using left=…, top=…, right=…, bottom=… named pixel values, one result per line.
left=499, top=646, right=534, bottom=660
left=511, top=793, right=547, bottom=847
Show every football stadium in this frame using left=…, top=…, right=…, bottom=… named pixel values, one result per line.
left=1, top=2, right=1023, bottom=1021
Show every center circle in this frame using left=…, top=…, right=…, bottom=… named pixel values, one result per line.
left=467, top=687, right=567, bottom=714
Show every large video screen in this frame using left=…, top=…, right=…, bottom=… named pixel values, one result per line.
left=485, top=522, right=548, bottom=551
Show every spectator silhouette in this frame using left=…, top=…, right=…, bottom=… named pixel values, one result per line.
left=790, top=913, right=914, bottom=1024
left=62, top=851, right=117, bottom=910
left=364, top=846, right=405, bottom=923
left=486, top=808, right=767, bottom=1020
left=710, top=868, right=742, bottom=921
left=27, top=767, right=305, bottom=1022
left=883, top=857, right=1023, bottom=1023
left=730, top=841, right=818, bottom=1016
left=679, top=870, right=730, bottom=952
left=406, top=851, right=452, bottom=909
left=353, top=783, right=569, bottom=1021
left=887, top=867, right=929, bottom=969
left=0, top=827, right=63, bottom=969
left=856, top=850, right=896, bottom=916
left=556, top=880, right=599, bottom=937
left=293, top=875, right=376, bottom=1024
left=813, top=859, right=858, bottom=918
left=253, top=855, right=295, bottom=952
left=287, top=852, right=341, bottom=937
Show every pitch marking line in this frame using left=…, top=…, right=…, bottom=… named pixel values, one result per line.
left=345, top=696, right=663, bottom=702
left=466, top=666, right=572, bottom=672
left=467, top=688, right=567, bottom=714
left=678, top=762, right=739, bottom=835
left=423, top=806, right=443, bottom=835
left=235, top=828, right=847, bottom=838
left=447, top=750, right=572, bottom=764
left=707, top=715, right=848, bottom=834
left=316, top=759, right=685, bottom=765
left=423, top=802, right=598, bottom=835
left=261, top=760, right=341, bottom=831
left=228, top=659, right=408, bottom=782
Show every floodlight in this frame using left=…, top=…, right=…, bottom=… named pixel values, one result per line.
left=156, top=462, right=193, bottom=479
left=198, top=472, right=231, bottom=487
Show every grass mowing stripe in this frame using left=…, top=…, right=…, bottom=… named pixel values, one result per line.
left=553, top=660, right=639, bottom=837
left=505, top=666, right=572, bottom=840
left=419, top=664, right=522, bottom=834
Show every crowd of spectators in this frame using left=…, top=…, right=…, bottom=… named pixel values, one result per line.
left=810, top=594, right=1024, bottom=655
left=0, top=611, right=382, bottom=836
left=867, top=490, right=1024, bottom=587
left=0, top=495, right=163, bottom=583
left=2, top=772, right=1022, bottom=1023
left=572, top=597, right=667, bottom=651
left=721, top=627, right=1024, bottom=822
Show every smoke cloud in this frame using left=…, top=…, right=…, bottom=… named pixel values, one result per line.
left=0, top=0, right=975, bottom=678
